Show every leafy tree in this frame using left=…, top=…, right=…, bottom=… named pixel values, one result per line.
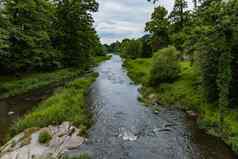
left=169, top=0, right=189, bottom=51
left=120, top=39, right=143, bottom=59
left=217, top=50, right=231, bottom=133
left=109, top=41, right=121, bottom=53
left=2, top=0, right=59, bottom=73
left=53, top=0, right=99, bottom=68
left=169, top=0, right=188, bottom=31
left=0, top=5, right=10, bottom=73
left=140, top=35, right=152, bottom=58
left=225, top=0, right=238, bottom=105
left=145, top=6, right=169, bottom=51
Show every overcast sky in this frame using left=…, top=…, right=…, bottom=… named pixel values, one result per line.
left=93, top=0, right=193, bottom=44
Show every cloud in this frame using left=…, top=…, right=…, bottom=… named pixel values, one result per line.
left=93, top=0, right=193, bottom=44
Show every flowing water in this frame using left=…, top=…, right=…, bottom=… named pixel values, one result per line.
left=67, top=54, right=237, bottom=159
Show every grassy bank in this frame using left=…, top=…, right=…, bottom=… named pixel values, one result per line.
left=3, top=55, right=111, bottom=139
left=0, top=68, right=82, bottom=99
left=123, top=58, right=152, bottom=84
left=94, top=54, right=112, bottom=64
left=0, top=56, right=111, bottom=99
left=124, top=58, right=238, bottom=153
left=10, top=73, right=98, bottom=137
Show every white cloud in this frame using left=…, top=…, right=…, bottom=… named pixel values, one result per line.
left=93, top=0, right=193, bottom=44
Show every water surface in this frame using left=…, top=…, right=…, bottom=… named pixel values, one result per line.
left=67, top=55, right=236, bottom=159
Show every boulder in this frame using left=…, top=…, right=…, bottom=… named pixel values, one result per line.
left=0, top=122, right=85, bottom=159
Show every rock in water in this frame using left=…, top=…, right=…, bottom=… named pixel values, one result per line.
left=0, top=122, right=85, bottom=159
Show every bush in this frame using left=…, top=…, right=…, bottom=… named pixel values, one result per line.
left=38, top=131, right=52, bottom=144
left=149, top=46, right=180, bottom=86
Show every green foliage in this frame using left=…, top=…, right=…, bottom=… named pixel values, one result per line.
left=38, top=131, right=52, bottom=144
left=124, top=58, right=152, bottom=84
left=140, top=35, right=153, bottom=58
left=10, top=73, right=98, bottom=136
left=146, top=0, right=238, bottom=106
left=2, top=0, right=60, bottom=72
left=53, top=0, right=99, bottom=68
left=169, top=0, right=188, bottom=31
left=0, top=0, right=102, bottom=74
left=106, top=41, right=121, bottom=53
left=94, top=55, right=112, bottom=64
left=149, top=47, right=181, bottom=86
left=145, top=6, right=169, bottom=50
left=0, top=68, right=81, bottom=98
left=125, top=58, right=238, bottom=153
left=120, top=39, right=143, bottom=59
left=217, top=51, right=232, bottom=132
left=143, top=0, right=238, bottom=153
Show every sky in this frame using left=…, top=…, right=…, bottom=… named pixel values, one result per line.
left=93, top=0, right=193, bottom=44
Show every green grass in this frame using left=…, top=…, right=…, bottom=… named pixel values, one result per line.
left=123, top=58, right=152, bottom=84
left=10, top=73, right=98, bottom=137
left=38, top=131, right=52, bottom=144
left=157, top=61, right=202, bottom=110
left=0, top=55, right=110, bottom=99
left=124, top=58, right=238, bottom=153
left=0, top=68, right=82, bottom=98
left=94, top=54, right=112, bottom=64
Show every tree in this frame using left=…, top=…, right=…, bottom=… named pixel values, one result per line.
left=0, top=0, right=59, bottom=73
left=53, top=0, right=99, bottom=68
left=145, top=6, right=169, bottom=51
left=0, top=4, right=10, bottom=73
left=120, top=39, right=143, bottom=59
left=169, top=0, right=188, bottom=31
left=140, top=35, right=152, bottom=58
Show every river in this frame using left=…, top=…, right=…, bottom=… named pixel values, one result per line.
left=67, top=54, right=236, bottom=159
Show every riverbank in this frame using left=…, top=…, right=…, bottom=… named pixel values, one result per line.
left=0, top=55, right=111, bottom=100
left=124, top=58, right=238, bottom=154
left=10, top=72, right=98, bottom=137
left=0, top=55, right=111, bottom=144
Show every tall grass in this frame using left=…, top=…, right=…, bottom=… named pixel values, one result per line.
left=0, top=55, right=110, bottom=98
left=0, top=68, right=82, bottom=98
left=10, top=73, right=98, bottom=137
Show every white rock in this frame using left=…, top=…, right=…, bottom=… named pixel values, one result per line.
left=0, top=122, right=85, bottom=159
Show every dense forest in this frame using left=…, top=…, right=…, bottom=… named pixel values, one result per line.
left=109, top=0, right=238, bottom=152
left=0, top=0, right=103, bottom=74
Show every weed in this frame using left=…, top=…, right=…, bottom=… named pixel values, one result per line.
left=38, top=131, right=52, bottom=144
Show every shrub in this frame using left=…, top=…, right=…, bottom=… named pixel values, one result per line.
left=149, top=46, right=180, bottom=86
left=38, top=131, right=52, bottom=144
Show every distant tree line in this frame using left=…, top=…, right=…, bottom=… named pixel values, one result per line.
left=0, top=0, right=103, bottom=74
